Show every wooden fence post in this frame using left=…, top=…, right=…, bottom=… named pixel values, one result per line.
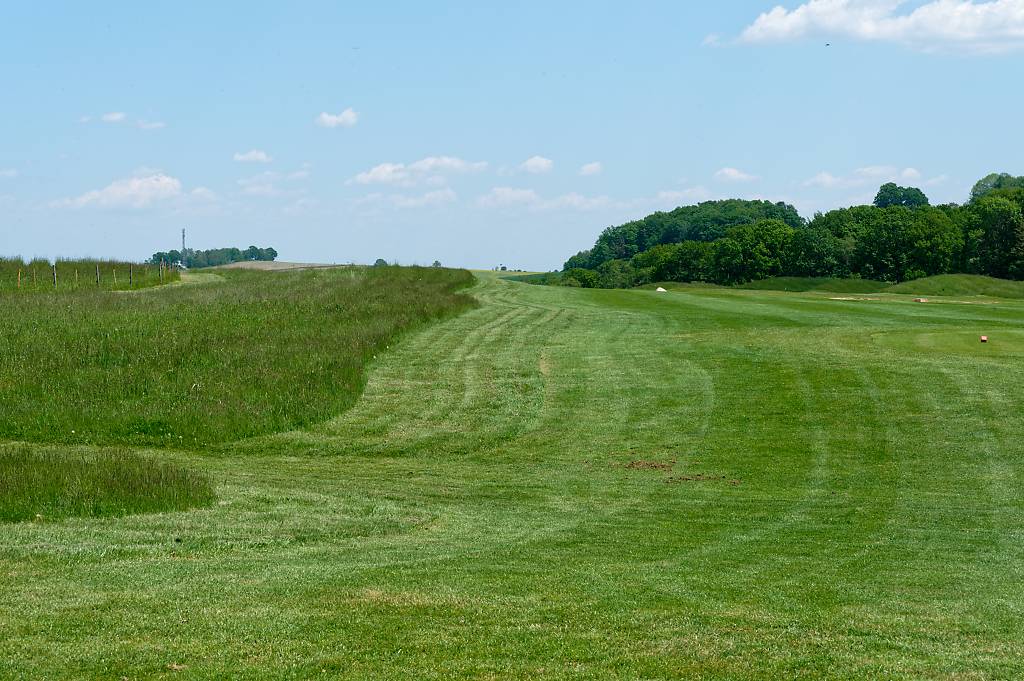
left=17, top=269, right=21, bottom=289
left=95, top=263, right=100, bottom=287
left=52, top=264, right=57, bottom=289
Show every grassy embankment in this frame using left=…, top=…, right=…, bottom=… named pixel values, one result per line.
left=0, top=257, right=178, bottom=291
left=2, top=270, right=1024, bottom=678
left=0, top=265, right=475, bottom=523
left=736, top=273, right=1024, bottom=297
left=0, top=265, right=475, bottom=447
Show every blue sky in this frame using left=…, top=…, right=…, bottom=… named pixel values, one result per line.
left=1, top=1, right=1023, bottom=270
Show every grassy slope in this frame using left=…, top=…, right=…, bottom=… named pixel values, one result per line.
left=740, top=273, right=1024, bottom=298
left=738, top=276, right=888, bottom=293
left=2, top=274, right=1024, bottom=678
left=0, top=266, right=475, bottom=446
left=885, top=273, right=1024, bottom=298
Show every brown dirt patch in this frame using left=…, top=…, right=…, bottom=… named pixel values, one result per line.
left=626, top=460, right=676, bottom=471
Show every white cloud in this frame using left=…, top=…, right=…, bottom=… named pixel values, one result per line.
left=0, top=169, right=17, bottom=179
left=477, top=187, right=541, bottom=207
left=655, top=187, right=713, bottom=205
left=407, top=156, right=487, bottom=174
left=59, top=173, right=182, bottom=208
left=392, top=188, right=458, bottom=208
left=354, top=162, right=409, bottom=185
left=738, top=0, right=1024, bottom=54
left=714, top=167, right=758, bottom=182
left=352, top=156, right=487, bottom=186
left=237, top=168, right=309, bottom=197
left=137, top=120, right=166, bottom=130
left=519, top=156, right=554, bottom=174
left=189, top=187, right=218, bottom=202
left=579, top=161, right=603, bottom=176
left=316, top=108, right=359, bottom=128
left=101, top=112, right=126, bottom=123
left=234, top=149, right=273, bottom=163
left=804, top=165, right=933, bottom=189
left=803, top=171, right=847, bottom=188
left=543, top=192, right=613, bottom=210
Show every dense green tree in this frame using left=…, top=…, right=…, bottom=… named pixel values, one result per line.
left=566, top=199, right=803, bottom=271
left=874, top=183, right=930, bottom=209
left=787, top=226, right=848, bottom=278
left=555, top=172, right=1024, bottom=289
left=562, top=268, right=599, bottom=288
left=970, top=173, right=1024, bottom=202
left=975, top=197, right=1024, bottom=279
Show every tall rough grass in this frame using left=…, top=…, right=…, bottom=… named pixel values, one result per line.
left=0, top=445, right=215, bottom=522
left=0, top=257, right=178, bottom=292
left=0, top=265, right=476, bottom=446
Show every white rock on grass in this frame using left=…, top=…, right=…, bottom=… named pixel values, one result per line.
left=656, top=287, right=667, bottom=293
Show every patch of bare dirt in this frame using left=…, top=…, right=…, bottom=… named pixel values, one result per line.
left=626, top=460, right=676, bottom=471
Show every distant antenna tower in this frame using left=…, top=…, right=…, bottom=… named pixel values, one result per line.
left=182, top=228, right=186, bottom=253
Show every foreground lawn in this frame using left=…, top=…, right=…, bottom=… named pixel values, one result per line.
left=1, top=273, right=1023, bottom=678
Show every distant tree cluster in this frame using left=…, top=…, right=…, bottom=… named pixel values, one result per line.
left=150, top=246, right=278, bottom=269
left=556, top=174, right=1024, bottom=288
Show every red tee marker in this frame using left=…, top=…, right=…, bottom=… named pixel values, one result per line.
left=980, top=336, right=989, bottom=343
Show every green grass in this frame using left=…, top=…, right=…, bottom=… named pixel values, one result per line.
left=737, top=276, right=889, bottom=293
left=885, top=273, right=1024, bottom=298
left=0, top=257, right=178, bottom=291
left=0, top=445, right=214, bottom=522
left=0, top=265, right=475, bottom=446
left=739, top=273, right=1024, bottom=298
left=2, top=271, right=1024, bottom=678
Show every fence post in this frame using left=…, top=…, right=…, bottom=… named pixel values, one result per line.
left=113, top=268, right=117, bottom=286
left=17, top=269, right=21, bottom=289
left=52, top=264, right=57, bottom=289
left=95, top=263, right=100, bottom=287
left=129, top=263, right=133, bottom=288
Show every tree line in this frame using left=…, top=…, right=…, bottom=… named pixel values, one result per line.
left=556, top=173, right=1024, bottom=288
left=150, top=246, right=278, bottom=269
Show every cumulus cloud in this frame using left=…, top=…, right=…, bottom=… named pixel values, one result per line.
left=476, top=187, right=622, bottom=211
left=237, top=169, right=308, bottom=197
left=803, top=165, right=939, bottom=189
left=579, top=161, right=603, bottom=176
left=737, top=0, right=1024, bottom=53
left=59, top=173, right=183, bottom=208
left=352, top=156, right=487, bottom=186
left=519, top=156, right=554, bottom=174
left=655, top=187, right=713, bottom=205
left=477, top=187, right=542, bottom=207
left=234, top=149, right=273, bottom=163
left=101, top=112, right=126, bottom=123
left=803, top=171, right=847, bottom=188
left=316, top=108, right=359, bottom=128
left=715, top=167, right=759, bottom=182
left=392, top=188, right=458, bottom=208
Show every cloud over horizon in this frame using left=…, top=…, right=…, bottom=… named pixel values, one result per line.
left=736, top=0, right=1024, bottom=54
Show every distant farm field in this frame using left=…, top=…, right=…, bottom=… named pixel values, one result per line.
left=2, top=271, right=1024, bottom=679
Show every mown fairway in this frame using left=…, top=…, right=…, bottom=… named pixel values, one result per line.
left=2, top=272, right=1024, bottom=679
